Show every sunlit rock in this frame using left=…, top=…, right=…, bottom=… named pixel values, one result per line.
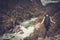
left=41, top=0, right=60, bottom=6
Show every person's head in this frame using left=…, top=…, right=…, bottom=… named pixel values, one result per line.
left=44, top=13, right=49, bottom=16
left=46, top=13, right=48, bottom=16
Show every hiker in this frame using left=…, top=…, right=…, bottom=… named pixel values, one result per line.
left=40, top=0, right=59, bottom=37
left=40, top=13, right=55, bottom=38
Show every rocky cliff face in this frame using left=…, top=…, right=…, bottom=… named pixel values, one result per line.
left=0, top=0, right=45, bottom=35
left=0, top=0, right=60, bottom=40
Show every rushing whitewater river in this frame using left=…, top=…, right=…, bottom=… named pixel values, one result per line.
left=2, top=17, right=38, bottom=40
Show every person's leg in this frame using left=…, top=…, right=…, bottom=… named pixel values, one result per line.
left=46, top=25, right=50, bottom=37
left=43, top=25, right=48, bottom=38
left=44, top=25, right=50, bottom=38
left=43, top=30, right=47, bottom=38
left=46, top=25, right=50, bottom=31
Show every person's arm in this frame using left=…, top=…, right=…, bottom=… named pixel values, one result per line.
left=50, top=17, right=55, bottom=24
left=41, top=17, right=45, bottom=24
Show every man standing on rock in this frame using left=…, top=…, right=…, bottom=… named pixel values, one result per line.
left=40, top=0, right=60, bottom=38
left=41, top=13, right=55, bottom=38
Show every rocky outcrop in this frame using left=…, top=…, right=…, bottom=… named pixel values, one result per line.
left=0, top=0, right=45, bottom=35
left=0, top=1, right=60, bottom=40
